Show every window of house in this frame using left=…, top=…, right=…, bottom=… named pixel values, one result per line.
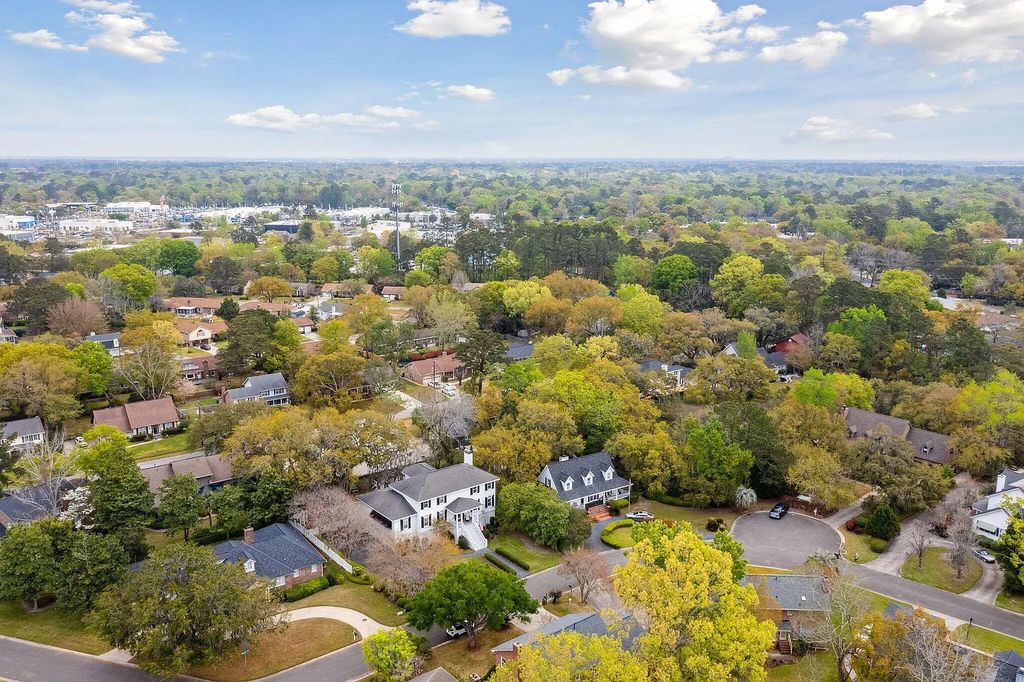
left=421, top=500, right=431, bottom=510
left=583, top=473, right=593, bottom=485
left=470, top=485, right=480, bottom=495
left=421, top=516, right=433, bottom=528
left=244, top=559, right=255, bottom=573
left=400, top=517, right=411, bottom=531
left=485, top=495, right=494, bottom=508
left=275, top=576, right=285, bottom=587
left=604, top=467, right=614, bottom=481
left=293, top=569, right=301, bottom=577
left=437, top=495, right=447, bottom=505
left=485, top=481, right=495, bottom=491
left=563, top=479, right=572, bottom=491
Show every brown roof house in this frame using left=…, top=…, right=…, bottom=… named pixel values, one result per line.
left=843, top=407, right=952, bottom=466
left=402, top=353, right=465, bottom=384
left=140, top=452, right=235, bottom=496
left=165, top=297, right=225, bottom=317
left=93, top=397, right=182, bottom=437
left=380, top=285, right=407, bottom=301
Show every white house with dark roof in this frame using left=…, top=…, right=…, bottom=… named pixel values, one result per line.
left=358, top=455, right=498, bottom=550
left=223, top=372, right=290, bottom=407
left=86, top=331, right=122, bottom=357
left=1, top=416, right=45, bottom=450
left=971, top=467, right=1024, bottom=539
left=538, top=451, right=631, bottom=509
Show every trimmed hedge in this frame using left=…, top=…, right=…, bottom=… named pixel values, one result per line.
left=282, top=576, right=329, bottom=602
left=483, top=553, right=517, bottom=574
left=868, top=537, right=889, bottom=553
left=608, top=498, right=629, bottom=511
left=494, top=547, right=530, bottom=571
left=600, top=519, right=634, bottom=549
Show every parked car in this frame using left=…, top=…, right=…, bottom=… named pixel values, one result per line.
left=440, top=383, right=457, bottom=397
left=626, top=510, right=655, bottom=521
left=446, top=623, right=469, bottom=638
left=974, top=548, right=997, bottom=564
left=74, top=436, right=86, bottom=445
left=768, top=503, right=789, bottom=519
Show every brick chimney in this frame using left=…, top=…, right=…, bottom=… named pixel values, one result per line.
left=243, top=527, right=255, bottom=545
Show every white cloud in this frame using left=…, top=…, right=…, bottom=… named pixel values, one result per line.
left=547, top=68, right=576, bottom=86
left=225, top=105, right=426, bottom=133
left=886, top=102, right=972, bottom=120
left=817, top=20, right=839, bottom=29
left=714, top=49, right=746, bottom=63
left=744, top=24, right=786, bottom=42
left=396, top=91, right=420, bottom=101
left=783, top=115, right=894, bottom=143
left=759, top=30, right=847, bottom=68
left=583, top=0, right=766, bottom=71
left=864, top=0, right=1024, bottom=63
left=446, top=84, right=495, bottom=100
left=365, top=105, right=420, bottom=119
left=9, top=29, right=86, bottom=51
left=576, top=65, right=692, bottom=90
left=12, top=2, right=181, bottom=62
left=396, top=0, right=510, bottom=38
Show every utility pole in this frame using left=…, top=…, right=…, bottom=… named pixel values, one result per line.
left=391, top=182, right=402, bottom=272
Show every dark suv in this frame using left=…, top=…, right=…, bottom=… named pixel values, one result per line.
left=768, top=502, right=789, bottom=520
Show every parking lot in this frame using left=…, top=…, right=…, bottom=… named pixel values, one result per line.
left=732, top=511, right=842, bottom=569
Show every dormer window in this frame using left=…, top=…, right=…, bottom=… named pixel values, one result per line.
left=244, top=559, right=256, bottom=573
left=583, top=472, right=593, bottom=486
left=562, top=479, right=572, bottom=492
left=604, top=467, right=614, bottom=481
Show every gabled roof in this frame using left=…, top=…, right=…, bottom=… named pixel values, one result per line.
left=843, top=407, right=911, bottom=439
left=409, top=669, right=458, bottom=682
left=86, top=331, right=121, bottom=344
left=141, top=453, right=235, bottom=495
left=491, top=613, right=642, bottom=653
left=246, top=372, right=288, bottom=391
left=446, top=497, right=482, bottom=514
left=1001, top=468, right=1024, bottom=490
left=0, top=479, right=78, bottom=535
left=213, top=523, right=324, bottom=580
left=907, top=427, right=952, bottom=465
left=504, top=343, right=534, bottom=361
left=540, top=451, right=630, bottom=503
left=742, top=574, right=826, bottom=612
left=881, top=602, right=913, bottom=620
left=390, top=463, right=496, bottom=502
left=93, top=397, right=180, bottom=433
left=359, top=488, right=417, bottom=521
left=1, top=416, right=44, bottom=440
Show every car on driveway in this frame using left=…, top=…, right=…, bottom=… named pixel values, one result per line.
left=626, top=511, right=655, bottom=521
left=768, top=502, right=789, bottom=519
left=446, top=623, right=469, bottom=638
left=974, top=548, right=997, bottom=564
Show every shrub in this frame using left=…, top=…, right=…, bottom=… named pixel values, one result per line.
left=547, top=589, right=562, bottom=603
left=868, top=537, right=889, bottom=553
left=495, top=547, right=530, bottom=571
left=282, top=576, right=329, bottom=602
left=854, top=515, right=869, bottom=530
left=483, top=553, right=517, bottom=574
left=600, top=519, right=634, bottom=549
left=866, top=503, right=900, bottom=541
left=706, top=517, right=726, bottom=532
left=458, top=536, right=470, bottom=550
left=325, top=563, right=346, bottom=586
left=396, top=596, right=409, bottom=609
left=345, top=569, right=374, bottom=585
left=608, top=498, right=629, bottom=511
left=647, top=490, right=686, bottom=507
left=845, top=518, right=857, bottom=531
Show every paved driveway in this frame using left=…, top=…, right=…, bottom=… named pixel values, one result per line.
left=732, top=512, right=841, bottom=569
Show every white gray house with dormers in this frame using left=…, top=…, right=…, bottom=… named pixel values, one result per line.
left=971, top=467, right=1024, bottom=539
left=358, top=455, right=498, bottom=551
left=223, top=372, right=290, bottom=407
left=538, top=451, right=631, bottom=509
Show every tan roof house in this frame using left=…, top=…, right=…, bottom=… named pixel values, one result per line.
left=93, top=397, right=182, bottom=437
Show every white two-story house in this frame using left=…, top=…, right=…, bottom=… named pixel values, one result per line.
left=538, top=451, right=631, bottom=509
left=1, top=417, right=45, bottom=451
left=359, top=454, right=498, bottom=551
left=224, top=373, right=291, bottom=407
left=972, top=468, right=1024, bottom=539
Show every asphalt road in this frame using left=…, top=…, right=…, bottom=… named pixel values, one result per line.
left=732, top=511, right=842, bottom=569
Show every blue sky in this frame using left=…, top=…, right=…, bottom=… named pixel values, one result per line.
left=2, top=0, right=1022, bottom=160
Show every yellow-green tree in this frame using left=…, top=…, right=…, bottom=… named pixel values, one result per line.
left=491, top=631, right=651, bottom=682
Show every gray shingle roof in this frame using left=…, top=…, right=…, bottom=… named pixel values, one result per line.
left=994, top=650, right=1024, bottom=682
left=0, top=479, right=77, bottom=537
left=505, top=343, right=534, bottom=361
left=741, top=574, right=826, bottom=612
left=446, top=497, right=482, bottom=514
left=409, top=669, right=458, bottom=682
left=491, top=613, right=642, bottom=653
left=882, top=602, right=913, bottom=620
left=540, top=452, right=630, bottom=503
left=389, top=463, right=496, bottom=502
left=907, top=427, right=952, bottom=465
left=244, top=372, right=288, bottom=391
left=844, top=407, right=912, bottom=439
left=359, top=488, right=417, bottom=521
left=1, top=416, right=44, bottom=441
left=1001, top=468, right=1024, bottom=489
left=213, top=523, right=323, bottom=580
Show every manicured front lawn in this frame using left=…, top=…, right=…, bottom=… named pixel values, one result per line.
left=400, top=379, right=439, bottom=402
left=997, top=590, right=1024, bottom=615
left=127, top=432, right=193, bottom=460
left=488, top=533, right=561, bottom=573
left=954, top=623, right=1024, bottom=656
left=424, top=625, right=522, bottom=681
left=0, top=601, right=109, bottom=654
left=284, top=582, right=406, bottom=627
left=604, top=525, right=635, bottom=548
left=191, top=618, right=357, bottom=682
left=840, top=528, right=882, bottom=564
left=544, top=594, right=596, bottom=618
left=900, top=547, right=981, bottom=594
left=767, top=652, right=838, bottom=682
left=860, top=589, right=910, bottom=616
left=634, top=498, right=745, bottom=531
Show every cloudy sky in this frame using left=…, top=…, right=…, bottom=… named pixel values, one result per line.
left=2, top=0, right=1022, bottom=160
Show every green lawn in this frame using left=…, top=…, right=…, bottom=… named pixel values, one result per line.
left=191, top=618, right=357, bottom=682
left=488, top=533, right=561, bottom=573
left=604, top=525, right=635, bottom=548
left=767, top=652, right=839, bottom=682
left=747, top=566, right=792, bottom=575
left=900, top=547, right=982, bottom=594
left=954, top=623, right=1024, bottom=656
left=860, top=589, right=911, bottom=615
left=997, top=590, right=1024, bottom=615
left=127, top=432, right=193, bottom=460
left=284, top=581, right=406, bottom=626
left=544, top=594, right=595, bottom=618
left=400, top=379, right=439, bottom=401
left=0, top=601, right=109, bottom=654
left=841, top=528, right=883, bottom=564
left=424, top=625, right=521, bottom=681
left=634, top=498, right=746, bottom=531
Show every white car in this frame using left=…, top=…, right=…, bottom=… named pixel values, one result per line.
left=445, top=623, right=469, bottom=638
left=440, top=383, right=457, bottom=397
left=626, top=511, right=655, bottom=521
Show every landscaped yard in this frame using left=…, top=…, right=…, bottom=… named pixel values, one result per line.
left=997, top=590, right=1024, bottom=615
left=603, top=524, right=636, bottom=548
left=767, top=652, right=839, bottom=682
left=488, top=532, right=561, bottom=573
left=900, top=547, right=981, bottom=594
left=127, top=432, right=193, bottom=460
left=840, top=528, right=883, bottom=564
left=284, top=581, right=406, bottom=626
left=0, top=601, right=109, bottom=654
left=634, top=498, right=747, bottom=531
left=400, top=379, right=439, bottom=402
left=191, top=618, right=357, bottom=682
left=544, top=594, right=596, bottom=618
left=424, top=625, right=522, bottom=681
left=953, top=623, right=1024, bottom=656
